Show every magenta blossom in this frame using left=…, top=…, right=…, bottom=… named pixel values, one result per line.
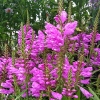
left=51, top=91, right=62, bottom=100
left=54, top=11, right=67, bottom=24
left=0, top=80, right=14, bottom=94
left=79, top=86, right=93, bottom=98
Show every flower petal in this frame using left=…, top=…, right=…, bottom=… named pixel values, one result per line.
left=51, top=91, right=62, bottom=100
left=79, top=86, right=93, bottom=98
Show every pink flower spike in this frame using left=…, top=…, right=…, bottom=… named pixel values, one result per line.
left=64, top=21, right=78, bottom=36
left=79, top=86, right=93, bottom=98
left=54, top=15, right=60, bottom=23
left=51, top=91, right=62, bottom=100
left=60, top=11, right=67, bottom=23
left=54, top=11, right=67, bottom=24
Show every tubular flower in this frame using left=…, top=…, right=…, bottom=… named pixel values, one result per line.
left=51, top=91, right=62, bottom=100
left=0, top=80, right=14, bottom=94
left=54, top=10, right=67, bottom=24
left=79, top=86, right=93, bottom=98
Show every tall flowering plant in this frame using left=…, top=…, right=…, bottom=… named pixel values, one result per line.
left=1, top=9, right=100, bottom=99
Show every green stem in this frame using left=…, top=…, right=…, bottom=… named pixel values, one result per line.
left=68, top=97, right=71, bottom=100
left=92, top=69, right=100, bottom=74
left=58, top=0, right=63, bottom=14
left=68, top=0, right=72, bottom=22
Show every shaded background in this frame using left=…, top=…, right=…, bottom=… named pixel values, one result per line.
left=0, top=0, right=100, bottom=55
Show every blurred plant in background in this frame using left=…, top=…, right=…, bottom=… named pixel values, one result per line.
left=89, top=0, right=100, bottom=32
left=0, top=0, right=58, bottom=55
left=0, top=0, right=100, bottom=55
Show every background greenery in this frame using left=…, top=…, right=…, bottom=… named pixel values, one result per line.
left=0, top=0, right=100, bottom=55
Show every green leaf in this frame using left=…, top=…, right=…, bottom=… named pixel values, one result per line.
left=88, top=87, right=100, bottom=100
left=15, top=89, right=27, bottom=100
left=62, top=96, right=68, bottom=100
left=74, top=89, right=81, bottom=100
left=3, top=0, right=7, bottom=4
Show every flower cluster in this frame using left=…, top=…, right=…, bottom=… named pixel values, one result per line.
left=62, top=58, right=92, bottom=98
left=1, top=10, right=99, bottom=99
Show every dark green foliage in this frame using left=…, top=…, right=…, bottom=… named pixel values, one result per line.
left=0, top=0, right=99, bottom=55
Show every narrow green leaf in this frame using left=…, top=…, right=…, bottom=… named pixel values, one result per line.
left=88, top=87, right=100, bottom=100
left=15, top=89, right=27, bottom=100
left=92, top=69, right=100, bottom=74
left=74, top=89, right=80, bottom=100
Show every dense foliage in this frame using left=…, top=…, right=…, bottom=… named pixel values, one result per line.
left=0, top=0, right=100, bottom=55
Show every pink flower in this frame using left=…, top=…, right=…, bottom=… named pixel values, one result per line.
left=0, top=80, right=14, bottom=94
left=51, top=91, right=62, bottom=100
left=0, top=88, right=14, bottom=94
left=80, top=79, right=90, bottom=84
left=1, top=80, right=13, bottom=88
left=60, top=11, right=67, bottom=23
left=54, top=11, right=67, bottom=24
left=79, top=86, right=93, bottom=98
left=5, top=8, right=13, bottom=13
left=81, top=67, right=93, bottom=77
left=63, top=21, right=78, bottom=36
left=96, top=33, right=100, bottom=41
